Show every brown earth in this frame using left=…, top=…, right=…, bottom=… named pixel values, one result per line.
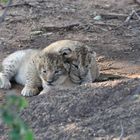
left=0, top=0, right=140, bottom=140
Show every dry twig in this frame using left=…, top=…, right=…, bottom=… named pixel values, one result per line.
left=122, top=9, right=140, bottom=25
left=1, top=2, right=34, bottom=9
left=0, top=0, right=13, bottom=23
left=100, top=13, right=128, bottom=20
left=95, top=9, right=140, bottom=32
left=39, top=23, right=80, bottom=32
left=92, top=22, right=118, bottom=27
left=119, top=121, right=124, bottom=140
left=110, top=9, right=140, bottom=30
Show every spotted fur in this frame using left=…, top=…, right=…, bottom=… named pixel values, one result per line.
left=0, top=48, right=77, bottom=97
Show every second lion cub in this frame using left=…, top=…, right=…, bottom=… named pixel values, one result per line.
left=43, top=40, right=99, bottom=84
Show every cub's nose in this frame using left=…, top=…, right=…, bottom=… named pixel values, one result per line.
left=46, top=80, right=53, bottom=85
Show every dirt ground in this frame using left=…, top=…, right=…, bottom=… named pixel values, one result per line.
left=0, top=0, right=140, bottom=140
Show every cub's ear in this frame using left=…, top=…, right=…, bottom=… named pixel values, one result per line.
left=59, top=48, right=72, bottom=58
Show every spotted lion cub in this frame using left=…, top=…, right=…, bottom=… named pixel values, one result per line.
left=43, top=40, right=99, bottom=84
left=0, top=49, right=76, bottom=96
left=0, top=49, right=41, bottom=96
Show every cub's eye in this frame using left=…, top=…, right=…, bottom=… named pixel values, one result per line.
left=55, top=70, right=61, bottom=74
left=72, top=64, right=78, bottom=69
left=55, top=70, right=59, bottom=73
left=85, top=65, right=89, bottom=68
left=42, top=70, right=47, bottom=73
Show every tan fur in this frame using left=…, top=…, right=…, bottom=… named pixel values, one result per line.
left=43, top=40, right=99, bottom=84
left=35, top=52, right=78, bottom=94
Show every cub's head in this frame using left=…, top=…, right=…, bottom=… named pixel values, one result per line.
left=36, top=53, right=68, bottom=87
left=59, top=45, right=96, bottom=84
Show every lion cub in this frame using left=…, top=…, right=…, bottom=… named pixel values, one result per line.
left=0, top=49, right=77, bottom=96
left=0, top=49, right=41, bottom=96
left=36, top=52, right=77, bottom=94
left=43, top=40, right=99, bottom=84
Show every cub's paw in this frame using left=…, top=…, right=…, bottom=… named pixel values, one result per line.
left=0, top=73, right=11, bottom=89
left=21, top=86, right=39, bottom=96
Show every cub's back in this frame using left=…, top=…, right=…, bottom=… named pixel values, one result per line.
left=43, top=40, right=82, bottom=53
left=14, top=49, right=39, bottom=85
left=3, top=49, right=38, bottom=67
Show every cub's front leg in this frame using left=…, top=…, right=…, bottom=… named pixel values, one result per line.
left=39, top=81, right=52, bottom=95
left=21, top=85, right=39, bottom=96
left=0, top=54, right=20, bottom=89
left=21, top=64, right=41, bottom=96
left=0, top=73, right=11, bottom=89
